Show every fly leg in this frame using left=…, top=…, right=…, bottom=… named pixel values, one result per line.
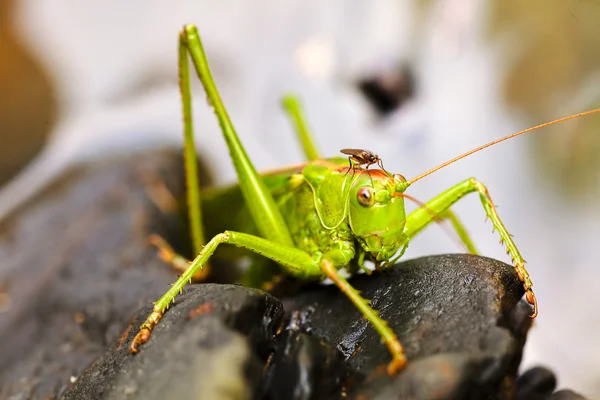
left=343, top=157, right=358, bottom=180
left=403, top=178, right=537, bottom=317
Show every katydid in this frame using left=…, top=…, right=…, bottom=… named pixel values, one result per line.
left=129, top=24, right=600, bottom=376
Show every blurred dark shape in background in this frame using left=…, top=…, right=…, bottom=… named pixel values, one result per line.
left=357, top=64, right=415, bottom=117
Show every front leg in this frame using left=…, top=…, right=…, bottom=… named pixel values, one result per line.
left=403, top=178, right=537, bottom=317
left=130, top=230, right=321, bottom=353
left=130, top=232, right=407, bottom=375
left=180, top=25, right=294, bottom=248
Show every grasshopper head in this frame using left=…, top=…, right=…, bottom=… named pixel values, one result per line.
left=348, top=170, right=408, bottom=263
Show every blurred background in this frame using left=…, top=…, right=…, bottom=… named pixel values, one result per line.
left=1, top=0, right=599, bottom=396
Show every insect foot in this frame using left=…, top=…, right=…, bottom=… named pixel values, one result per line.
left=129, top=308, right=163, bottom=353
left=63, top=284, right=286, bottom=399
left=526, top=290, right=538, bottom=318
left=379, top=323, right=407, bottom=375
left=514, top=261, right=538, bottom=318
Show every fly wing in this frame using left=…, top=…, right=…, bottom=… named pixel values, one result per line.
left=340, top=148, right=364, bottom=156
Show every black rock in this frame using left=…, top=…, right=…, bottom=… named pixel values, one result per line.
left=0, top=150, right=193, bottom=399
left=60, top=284, right=284, bottom=400
left=514, top=367, right=592, bottom=400
left=516, top=366, right=557, bottom=400
left=261, top=329, right=347, bottom=400
left=549, top=390, right=589, bottom=400
left=282, top=254, right=532, bottom=399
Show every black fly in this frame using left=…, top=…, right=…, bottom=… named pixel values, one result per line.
left=341, top=148, right=391, bottom=185
left=341, top=148, right=389, bottom=172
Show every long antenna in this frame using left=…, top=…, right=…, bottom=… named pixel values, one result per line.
left=408, top=108, right=600, bottom=185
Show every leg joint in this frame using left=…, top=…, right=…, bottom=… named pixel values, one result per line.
left=467, top=177, right=489, bottom=195
left=221, top=231, right=232, bottom=240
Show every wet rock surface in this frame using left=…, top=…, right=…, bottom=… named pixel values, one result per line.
left=58, top=254, right=526, bottom=400
left=261, top=329, right=347, bottom=400
left=58, top=255, right=591, bottom=400
left=514, top=367, right=588, bottom=400
left=546, top=391, right=589, bottom=400
left=282, top=254, right=529, bottom=399
left=0, top=150, right=191, bottom=399
left=0, top=149, right=592, bottom=400
left=62, top=284, right=283, bottom=400
left=516, top=366, right=557, bottom=400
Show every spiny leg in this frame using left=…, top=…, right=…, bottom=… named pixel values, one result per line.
left=131, top=24, right=299, bottom=354
left=320, top=259, right=406, bottom=375
left=179, top=31, right=205, bottom=255
left=131, top=230, right=322, bottom=353
left=403, top=177, right=537, bottom=317
left=141, top=23, right=231, bottom=280
left=137, top=23, right=211, bottom=286
left=147, top=235, right=209, bottom=281
left=281, top=94, right=321, bottom=161
left=133, top=232, right=407, bottom=375
left=181, top=25, right=293, bottom=248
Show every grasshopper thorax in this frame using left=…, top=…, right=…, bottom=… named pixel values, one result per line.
left=348, top=170, right=407, bottom=262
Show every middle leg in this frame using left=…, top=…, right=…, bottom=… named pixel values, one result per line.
left=131, top=230, right=321, bottom=354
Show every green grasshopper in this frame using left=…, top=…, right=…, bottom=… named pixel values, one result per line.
left=129, top=24, right=600, bottom=375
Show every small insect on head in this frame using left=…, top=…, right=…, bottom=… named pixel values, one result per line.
left=348, top=171, right=407, bottom=262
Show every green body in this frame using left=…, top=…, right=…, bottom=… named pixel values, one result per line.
left=202, top=157, right=408, bottom=280
left=131, top=24, right=537, bottom=375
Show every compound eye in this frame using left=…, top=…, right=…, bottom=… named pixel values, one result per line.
left=357, top=187, right=375, bottom=207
